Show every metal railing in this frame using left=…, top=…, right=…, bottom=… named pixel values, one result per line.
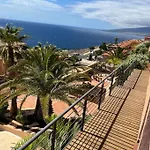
left=17, top=62, right=136, bottom=150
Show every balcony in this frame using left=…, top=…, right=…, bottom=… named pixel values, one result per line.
left=18, top=62, right=150, bottom=150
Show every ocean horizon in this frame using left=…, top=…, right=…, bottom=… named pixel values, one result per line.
left=0, top=19, right=144, bottom=49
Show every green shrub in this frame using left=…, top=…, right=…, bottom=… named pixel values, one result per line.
left=89, top=46, right=95, bottom=50
left=135, top=44, right=148, bottom=54
left=0, top=100, right=8, bottom=117
left=45, top=114, right=57, bottom=124
left=16, top=111, right=27, bottom=125
left=134, top=42, right=150, bottom=55
left=94, top=49, right=103, bottom=56
left=13, top=136, right=33, bottom=150
left=143, top=41, right=150, bottom=48
left=13, top=117, right=79, bottom=150
left=122, top=53, right=149, bottom=70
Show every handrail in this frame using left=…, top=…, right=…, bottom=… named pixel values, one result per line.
left=18, top=62, right=135, bottom=150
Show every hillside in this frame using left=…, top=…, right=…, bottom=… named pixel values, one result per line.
left=106, top=27, right=150, bottom=36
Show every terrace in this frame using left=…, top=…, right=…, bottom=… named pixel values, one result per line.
left=17, top=61, right=150, bottom=150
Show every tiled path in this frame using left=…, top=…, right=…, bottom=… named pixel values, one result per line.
left=0, top=130, right=21, bottom=150
left=65, top=70, right=149, bottom=150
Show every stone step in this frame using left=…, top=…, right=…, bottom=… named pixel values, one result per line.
left=65, top=86, right=129, bottom=150
left=110, top=86, right=130, bottom=99
left=65, top=70, right=149, bottom=150
left=123, top=80, right=135, bottom=89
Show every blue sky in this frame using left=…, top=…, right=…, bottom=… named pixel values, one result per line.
left=0, top=0, right=150, bottom=29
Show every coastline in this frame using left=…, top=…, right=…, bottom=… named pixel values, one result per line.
left=0, top=19, right=145, bottom=49
left=68, top=39, right=142, bottom=55
left=68, top=48, right=89, bottom=55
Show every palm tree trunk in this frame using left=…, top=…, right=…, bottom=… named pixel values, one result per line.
left=10, top=87, right=18, bottom=118
left=8, top=46, right=15, bottom=68
left=35, top=96, right=53, bottom=126
left=40, top=95, right=54, bottom=118
left=34, top=96, right=46, bottom=127
left=34, top=96, right=43, bottom=119
left=48, top=98, right=53, bottom=116
left=8, top=46, right=18, bottom=118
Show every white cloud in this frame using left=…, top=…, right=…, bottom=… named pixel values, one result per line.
left=0, top=0, right=63, bottom=12
left=68, top=0, right=150, bottom=27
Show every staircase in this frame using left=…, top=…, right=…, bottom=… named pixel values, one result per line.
left=18, top=63, right=150, bottom=150
left=65, top=70, right=149, bottom=150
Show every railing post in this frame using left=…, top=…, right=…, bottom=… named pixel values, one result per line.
left=81, top=99, right=87, bottom=131
left=129, top=64, right=132, bottom=77
left=124, top=62, right=135, bottom=81
left=118, top=66, right=124, bottom=85
left=134, top=60, right=137, bottom=69
left=51, top=122, right=57, bottom=150
left=109, top=74, right=114, bottom=96
left=116, top=67, right=120, bottom=86
left=123, top=68, right=127, bottom=82
left=19, top=63, right=138, bottom=150
left=98, top=82, right=104, bottom=110
left=131, top=62, right=135, bottom=74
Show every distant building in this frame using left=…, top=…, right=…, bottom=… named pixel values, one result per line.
left=144, top=36, right=150, bottom=41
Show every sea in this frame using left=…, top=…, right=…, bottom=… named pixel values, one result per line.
left=0, top=19, right=145, bottom=49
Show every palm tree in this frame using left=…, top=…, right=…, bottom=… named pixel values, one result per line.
left=0, top=24, right=28, bottom=117
left=99, top=42, right=108, bottom=51
left=105, top=46, right=128, bottom=67
left=3, top=44, right=90, bottom=123
left=114, top=37, right=119, bottom=44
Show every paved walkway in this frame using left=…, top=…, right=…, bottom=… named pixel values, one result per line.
left=0, top=130, right=21, bottom=150
left=65, top=70, right=149, bottom=150
left=7, top=78, right=109, bottom=116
